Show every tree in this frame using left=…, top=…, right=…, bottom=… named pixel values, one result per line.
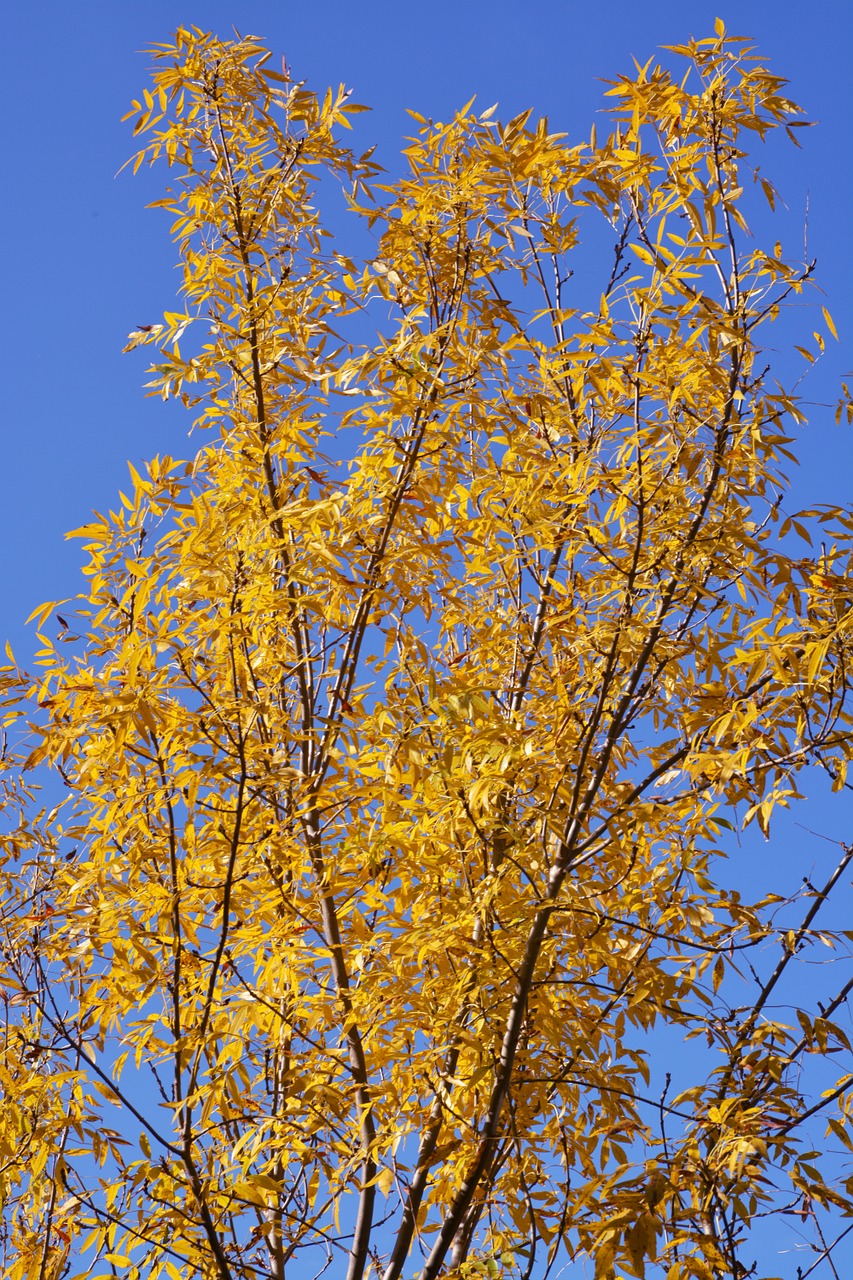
left=1, top=22, right=852, bottom=1280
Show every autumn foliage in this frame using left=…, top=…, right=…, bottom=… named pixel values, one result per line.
left=1, top=23, right=852, bottom=1280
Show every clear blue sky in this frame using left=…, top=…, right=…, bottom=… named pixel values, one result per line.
left=2, top=4, right=851, bottom=1273
left=5, top=0, right=851, bottom=857
left=4, top=0, right=850, bottom=932
left=1, top=0, right=850, bottom=658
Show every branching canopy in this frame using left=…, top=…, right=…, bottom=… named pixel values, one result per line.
left=2, top=24, right=852, bottom=1280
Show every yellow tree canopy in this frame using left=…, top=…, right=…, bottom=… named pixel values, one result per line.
left=1, top=23, right=852, bottom=1280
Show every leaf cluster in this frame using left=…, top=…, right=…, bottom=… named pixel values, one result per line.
left=1, top=22, right=852, bottom=1280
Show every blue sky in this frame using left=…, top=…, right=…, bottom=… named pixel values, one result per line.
left=2, top=4, right=852, bottom=1274
left=5, top=0, right=851, bottom=960
left=1, top=0, right=850, bottom=657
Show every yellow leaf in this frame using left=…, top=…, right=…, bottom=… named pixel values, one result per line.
left=822, top=306, right=838, bottom=340
left=594, top=1241, right=616, bottom=1279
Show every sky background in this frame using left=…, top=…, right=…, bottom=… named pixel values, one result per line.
left=1, top=0, right=850, bottom=652
left=1, top=3, right=852, bottom=1273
